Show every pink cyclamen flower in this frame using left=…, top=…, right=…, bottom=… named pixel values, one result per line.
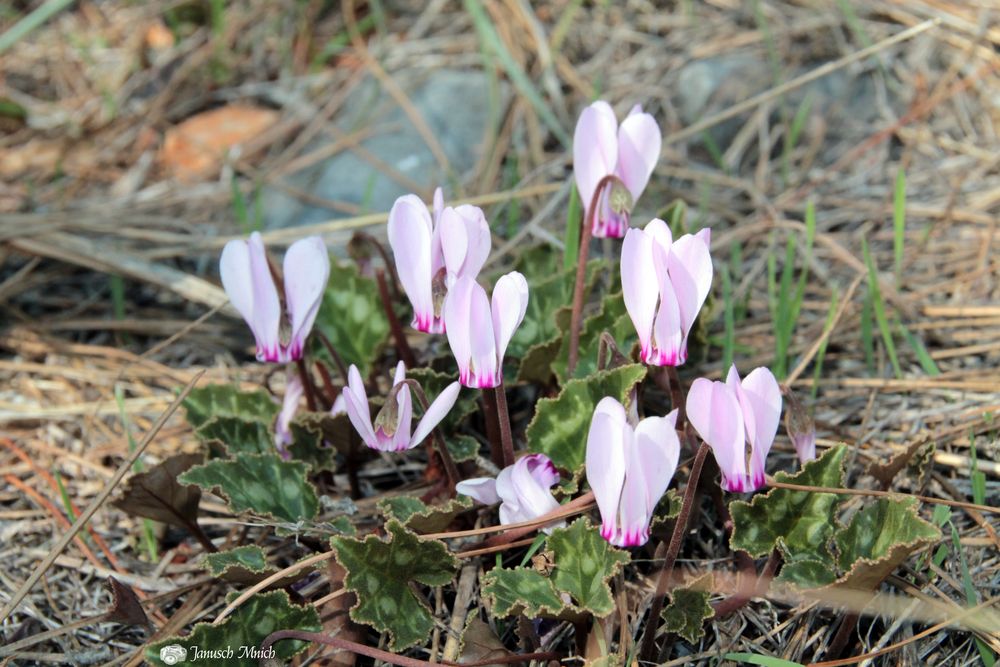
left=444, top=272, right=528, bottom=389
left=687, top=365, right=782, bottom=493
left=586, top=397, right=680, bottom=547
left=220, top=232, right=330, bottom=363
left=387, top=188, right=492, bottom=333
left=342, top=362, right=460, bottom=452
left=456, top=453, right=565, bottom=534
left=621, top=219, right=713, bottom=366
left=274, top=373, right=304, bottom=458
left=573, top=101, right=661, bottom=238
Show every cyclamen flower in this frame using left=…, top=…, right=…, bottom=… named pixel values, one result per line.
left=274, top=373, right=304, bottom=458
left=387, top=188, right=492, bottom=333
left=444, top=273, right=528, bottom=389
left=687, top=365, right=782, bottom=493
left=573, top=101, right=661, bottom=238
left=456, top=454, right=565, bottom=534
left=220, top=232, right=330, bottom=363
left=342, top=362, right=460, bottom=452
left=621, top=219, right=713, bottom=366
left=586, top=397, right=680, bottom=547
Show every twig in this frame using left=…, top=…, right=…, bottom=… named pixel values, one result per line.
left=315, top=329, right=350, bottom=381
left=295, top=358, right=319, bottom=412
left=639, top=441, right=710, bottom=662
left=0, top=370, right=205, bottom=623
left=765, top=478, right=999, bottom=514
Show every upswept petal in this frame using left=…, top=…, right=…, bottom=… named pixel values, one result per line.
left=220, top=239, right=256, bottom=329
left=222, top=233, right=283, bottom=361
left=617, top=432, right=650, bottom=546
left=410, top=381, right=461, bottom=446
left=644, top=218, right=673, bottom=254
left=585, top=397, right=628, bottom=541
left=526, top=453, right=561, bottom=489
left=739, top=367, right=782, bottom=489
left=432, top=187, right=444, bottom=223
left=509, top=455, right=561, bottom=525
left=275, top=374, right=304, bottom=453
left=467, top=280, right=498, bottom=387
left=392, top=360, right=406, bottom=387
left=283, top=236, right=330, bottom=357
left=343, top=365, right=377, bottom=448
left=621, top=228, right=658, bottom=357
left=444, top=276, right=476, bottom=383
left=650, top=271, right=683, bottom=365
left=632, top=412, right=680, bottom=512
left=392, top=384, right=414, bottom=451
left=437, top=207, right=471, bottom=282
left=668, top=233, right=714, bottom=339
left=573, top=101, right=619, bottom=208
left=696, top=227, right=711, bottom=247
left=687, top=378, right=748, bottom=492
left=455, top=477, right=500, bottom=504
left=387, top=194, right=435, bottom=330
left=491, top=271, right=529, bottom=368
left=616, top=109, right=661, bottom=201
left=453, top=205, right=492, bottom=280
left=726, top=365, right=757, bottom=450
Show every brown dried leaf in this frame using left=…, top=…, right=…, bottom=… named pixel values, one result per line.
left=159, top=105, right=279, bottom=181
left=105, top=576, right=150, bottom=629
left=112, top=453, right=203, bottom=528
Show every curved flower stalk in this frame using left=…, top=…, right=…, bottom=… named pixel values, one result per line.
left=585, top=397, right=680, bottom=547
left=220, top=232, right=330, bottom=363
left=444, top=272, right=529, bottom=389
left=456, top=453, right=565, bottom=534
left=387, top=188, right=492, bottom=333
left=621, top=219, right=713, bottom=366
left=686, top=365, right=782, bottom=493
left=573, top=101, right=661, bottom=238
left=343, top=362, right=460, bottom=452
left=274, top=373, right=304, bottom=459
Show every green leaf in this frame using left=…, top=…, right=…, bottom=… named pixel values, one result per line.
left=730, top=444, right=847, bottom=558
left=183, top=384, right=278, bottom=430
left=146, top=591, right=320, bottom=666
left=313, top=260, right=390, bottom=378
left=378, top=495, right=473, bottom=534
left=547, top=518, right=630, bottom=616
left=180, top=453, right=319, bottom=523
left=832, top=497, right=940, bottom=590
left=527, top=364, right=646, bottom=473
left=331, top=520, right=458, bottom=651
left=551, top=291, right=635, bottom=383
left=774, top=557, right=837, bottom=588
left=481, top=567, right=569, bottom=618
left=563, top=183, right=582, bottom=271
left=661, top=573, right=715, bottom=643
left=202, top=546, right=277, bottom=584
left=724, top=653, right=806, bottom=667
left=195, top=417, right=272, bottom=455
left=446, top=434, right=480, bottom=463
left=407, top=367, right=477, bottom=432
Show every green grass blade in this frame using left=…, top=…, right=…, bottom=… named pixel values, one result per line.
left=54, top=472, right=77, bottom=523
left=463, top=0, right=569, bottom=147
left=862, top=238, right=902, bottom=378
left=700, top=129, right=728, bottom=174
left=894, top=168, right=906, bottom=281
left=897, top=318, right=940, bottom=376
left=861, top=293, right=875, bottom=373
left=115, top=385, right=159, bottom=561
left=563, top=182, right=582, bottom=271
left=721, top=264, right=735, bottom=371
left=786, top=92, right=814, bottom=157
left=0, top=0, right=75, bottom=56
left=725, top=653, right=806, bottom=667
left=812, top=288, right=839, bottom=399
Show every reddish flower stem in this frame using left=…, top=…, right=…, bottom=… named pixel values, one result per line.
left=490, top=380, right=516, bottom=468
left=639, top=441, right=710, bottom=663
left=295, top=358, right=319, bottom=412
left=376, top=268, right=417, bottom=368
left=314, top=329, right=350, bottom=381
left=566, top=174, right=617, bottom=377
left=479, top=389, right=505, bottom=469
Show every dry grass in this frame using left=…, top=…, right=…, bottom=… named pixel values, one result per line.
left=1, top=1, right=998, bottom=665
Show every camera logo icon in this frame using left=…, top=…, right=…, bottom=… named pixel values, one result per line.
left=159, top=645, right=188, bottom=664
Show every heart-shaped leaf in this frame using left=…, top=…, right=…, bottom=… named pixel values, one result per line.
left=378, top=495, right=473, bottom=534
left=180, top=453, right=318, bottom=523
left=730, top=444, right=847, bottom=559
left=203, top=545, right=275, bottom=583
left=526, top=364, right=647, bottom=473
left=313, top=260, right=390, bottom=378
left=183, top=384, right=278, bottom=430
left=330, top=520, right=458, bottom=651
left=113, top=453, right=203, bottom=528
left=146, top=591, right=319, bottom=666
left=547, top=517, right=630, bottom=616
left=661, top=573, right=715, bottom=644
left=481, top=566, right=570, bottom=618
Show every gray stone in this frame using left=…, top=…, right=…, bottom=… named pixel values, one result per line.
left=263, top=69, right=508, bottom=229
